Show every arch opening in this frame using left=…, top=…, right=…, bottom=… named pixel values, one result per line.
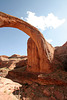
left=0, top=27, right=29, bottom=56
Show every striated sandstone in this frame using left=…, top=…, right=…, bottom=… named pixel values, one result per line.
left=27, top=38, right=40, bottom=72
left=27, top=37, right=54, bottom=72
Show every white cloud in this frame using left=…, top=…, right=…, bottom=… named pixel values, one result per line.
left=21, top=17, right=23, bottom=20
left=46, top=39, right=53, bottom=43
left=21, top=11, right=66, bottom=31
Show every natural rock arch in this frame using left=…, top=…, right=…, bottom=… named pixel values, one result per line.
left=0, top=12, right=54, bottom=73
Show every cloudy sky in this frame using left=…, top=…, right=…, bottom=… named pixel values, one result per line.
left=0, top=0, right=67, bottom=56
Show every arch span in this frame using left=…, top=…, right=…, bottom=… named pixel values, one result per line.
left=0, top=12, right=54, bottom=73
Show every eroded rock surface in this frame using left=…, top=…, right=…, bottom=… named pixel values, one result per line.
left=27, top=37, right=54, bottom=72
left=0, top=77, right=22, bottom=100
left=27, top=38, right=40, bottom=72
left=54, top=41, right=67, bottom=71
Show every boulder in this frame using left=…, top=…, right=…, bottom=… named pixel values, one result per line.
left=0, top=77, right=22, bottom=100
left=0, top=92, right=18, bottom=100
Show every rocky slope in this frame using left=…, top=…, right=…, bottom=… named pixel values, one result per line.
left=0, top=54, right=27, bottom=100
left=0, top=12, right=67, bottom=100
left=0, top=42, right=67, bottom=100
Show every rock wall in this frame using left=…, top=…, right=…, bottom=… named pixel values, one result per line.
left=27, top=38, right=54, bottom=72
left=27, top=38, right=40, bottom=72
left=54, top=42, right=67, bottom=71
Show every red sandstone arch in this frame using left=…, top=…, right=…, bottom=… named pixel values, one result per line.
left=0, top=12, right=54, bottom=73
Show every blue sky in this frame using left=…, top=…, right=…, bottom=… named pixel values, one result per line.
left=0, top=0, right=67, bottom=56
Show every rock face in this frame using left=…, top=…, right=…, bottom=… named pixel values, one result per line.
left=27, top=38, right=40, bottom=72
left=0, top=77, right=22, bottom=100
left=54, top=42, right=67, bottom=71
left=0, top=12, right=54, bottom=73
left=27, top=38, right=54, bottom=72
left=16, top=59, right=27, bottom=69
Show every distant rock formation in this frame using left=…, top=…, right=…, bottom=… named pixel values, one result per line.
left=10, top=54, right=21, bottom=58
left=0, top=54, right=27, bottom=70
